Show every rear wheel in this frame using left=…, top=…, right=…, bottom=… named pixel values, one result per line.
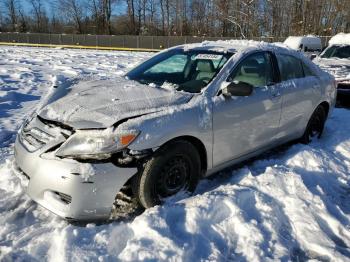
left=300, top=105, right=326, bottom=144
left=134, top=140, right=201, bottom=208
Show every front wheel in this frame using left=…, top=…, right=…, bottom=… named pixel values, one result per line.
left=300, top=105, right=327, bottom=144
left=134, top=140, right=201, bottom=208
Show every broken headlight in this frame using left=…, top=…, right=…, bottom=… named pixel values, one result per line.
left=55, top=128, right=139, bottom=160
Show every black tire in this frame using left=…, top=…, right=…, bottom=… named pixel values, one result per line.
left=300, top=105, right=327, bottom=144
left=134, top=140, right=201, bottom=208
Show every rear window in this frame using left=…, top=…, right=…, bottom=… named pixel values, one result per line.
left=276, top=54, right=304, bottom=81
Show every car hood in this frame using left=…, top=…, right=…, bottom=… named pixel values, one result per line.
left=38, top=78, right=193, bottom=129
left=314, top=57, right=350, bottom=81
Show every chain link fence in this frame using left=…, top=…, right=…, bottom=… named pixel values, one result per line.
left=0, top=32, right=332, bottom=50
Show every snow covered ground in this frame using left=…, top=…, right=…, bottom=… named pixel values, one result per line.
left=1, top=46, right=350, bottom=261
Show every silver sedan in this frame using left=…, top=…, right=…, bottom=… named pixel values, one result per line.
left=14, top=41, right=336, bottom=220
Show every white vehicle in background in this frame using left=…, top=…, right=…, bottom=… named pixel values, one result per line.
left=284, top=36, right=322, bottom=53
left=313, top=33, right=350, bottom=100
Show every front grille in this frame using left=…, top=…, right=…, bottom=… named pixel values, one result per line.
left=20, top=116, right=72, bottom=152
left=55, top=192, right=72, bottom=204
left=20, top=127, right=54, bottom=151
left=20, top=120, right=56, bottom=151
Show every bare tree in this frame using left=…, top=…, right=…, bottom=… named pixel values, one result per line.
left=90, top=0, right=115, bottom=34
left=1, top=0, right=349, bottom=36
left=1, top=0, right=19, bottom=31
left=56, top=0, right=86, bottom=33
left=29, top=0, right=48, bottom=32
left=126, top=0, right=136, bottom=34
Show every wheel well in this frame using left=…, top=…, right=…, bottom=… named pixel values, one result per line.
left=163, top=136, right=208, bottom=174
left=121, top=136, right=208, bottom=189
left=319, top=101, right=330, bottom=117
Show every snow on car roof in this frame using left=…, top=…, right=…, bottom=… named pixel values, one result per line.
left=284, top=35, right=320, bottom=41
left=329, top=33, right=350, bottom=45
left=176, top=39, right=324, bottom=78
left=178, top=39, right=290, bottom=54
left=177, top=39, right=324, bottom=76
left=283, top=35, right=321, bottom=49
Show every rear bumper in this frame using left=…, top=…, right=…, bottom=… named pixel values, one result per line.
left=13, top=135, right=137, bottom=220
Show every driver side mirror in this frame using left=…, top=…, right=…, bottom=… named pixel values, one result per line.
left=221, top=81, right=253, bottom=97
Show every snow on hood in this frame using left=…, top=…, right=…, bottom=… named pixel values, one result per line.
left=314, top=57, right=350, bottom=81
left=38, top=78, right=193, bottom=129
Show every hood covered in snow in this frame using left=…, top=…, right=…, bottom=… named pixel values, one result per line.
left=314, top=57, right=350, bottom=81
left=39, top=78, right=193, bottom=129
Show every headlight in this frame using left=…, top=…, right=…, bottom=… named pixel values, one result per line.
left=55, top=128, right=139, bottom=159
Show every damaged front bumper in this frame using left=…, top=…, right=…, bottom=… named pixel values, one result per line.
left=13, top=118, right=138, bottom=220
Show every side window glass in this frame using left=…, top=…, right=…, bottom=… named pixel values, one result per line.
left=228, top=52, right=274, bottom=87
left=302, top=62, right=315, bottom=77
left=277, top=54, right=304, bottom=81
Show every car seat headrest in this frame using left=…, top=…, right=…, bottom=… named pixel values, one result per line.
left=196, top=59, right=215, bottom=72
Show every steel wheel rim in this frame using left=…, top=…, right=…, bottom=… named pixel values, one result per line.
left=156, top=156, right=190, bottom=198
left=308, top=113, right=323, bottom=141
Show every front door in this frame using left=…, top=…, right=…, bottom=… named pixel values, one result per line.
left=212, top=51, right=282, bottom=166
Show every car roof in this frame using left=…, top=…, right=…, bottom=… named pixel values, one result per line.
left=173, top=39, right=324, bottom=77
left=174, top=39, right=296, bottom=55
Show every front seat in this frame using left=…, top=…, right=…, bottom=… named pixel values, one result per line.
left=234, top=59, right=266, bottom=87
left=178, top=59, right=216, bottom=93
left=193, top=59, right=216, bottom=82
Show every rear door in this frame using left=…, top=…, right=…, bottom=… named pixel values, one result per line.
left=212, top=51, right=283, bottom=166
left=275, top=53, right=320, bottom=138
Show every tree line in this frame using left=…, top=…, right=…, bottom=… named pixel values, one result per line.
left=0, top=0, right=349, bottom=37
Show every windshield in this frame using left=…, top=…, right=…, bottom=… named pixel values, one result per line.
left=126, top=49, right=232, bottom=93
left=321, top=45, right=350, bottom=59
